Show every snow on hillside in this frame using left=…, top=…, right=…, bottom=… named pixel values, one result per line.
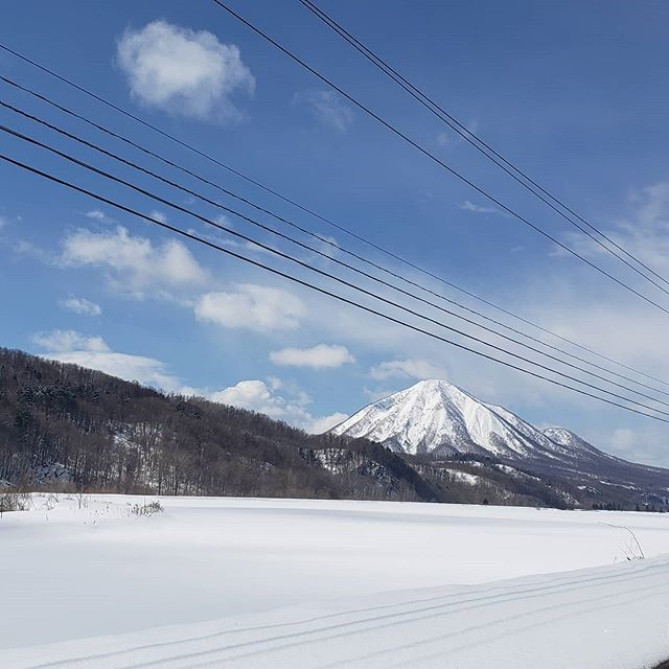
left=3, top=494, right=669, bottom=668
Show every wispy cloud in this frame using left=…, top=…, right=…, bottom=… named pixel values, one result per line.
left=294, top=89, right=354, bottom=132
left=458, top=200, right=500, bottom=215
left=557, top=180, right=669, bottom=274
left=85, top=210, right=110, bottom=222
left=270, top=344, right=355, bottom=369
left=149, top=210, right=167, bottom=224
left=59, top=296, right=102, bottom=317
left=33, top=330, right=184, bottom=392
left=436, top=120, right=479, bottom=150
left=369, top=358, right=449, bottom=381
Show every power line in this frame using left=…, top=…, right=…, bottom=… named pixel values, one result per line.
left=4, top=92, right=669, bottom=402
left=0, top=42, right=338, bottom=233
left=210, top=0, right=669, bottom=315
left=8, top=107, right=669, bottom=410
left=5, top=99, right=669, bottom=406
left=4, top=125, right=669, bottom=419
left=2, top=149, right=668, bottom=423
left=297, top=0, right=669, bottom=292
left=1, top=48, right=667, bottom=390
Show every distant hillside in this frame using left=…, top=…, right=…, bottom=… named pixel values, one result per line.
left=0, top=347, right=444, bottom=503
left=0, top=347, right=665, bottom=511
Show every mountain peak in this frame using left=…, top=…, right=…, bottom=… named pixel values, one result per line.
left=331, top=379, right=598, bottom=464
left=542, top=426, right=606, bottom=458
left=398, top=378, right=480, bottom=404
left=410, top=378, right=452, bottom=390
left=332, top=378, right=545, bottom=458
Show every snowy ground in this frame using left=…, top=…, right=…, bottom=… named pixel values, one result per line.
left=3, top=494, right=669, bottom=668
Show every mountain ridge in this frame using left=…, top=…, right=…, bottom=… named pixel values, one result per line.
left=331, top=378, right=589, bottom=460
left=331, top=378, right=669, bottom=506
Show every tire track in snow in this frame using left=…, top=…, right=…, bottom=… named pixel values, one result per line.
left=159, top=565, right=669, bottom=669
left=20, top=558, right=664, bottom=669
left=20, top=560, right=641, bottom=669
left=327, top=576, right=669, bottom=668
left=12, top=558, right=669, bottom=669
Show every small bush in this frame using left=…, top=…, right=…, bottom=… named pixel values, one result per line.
left=0, top=490, right=31, bottom=517
left=130, top=500, right=164, bottom=516
left=0, top=493, right=16, bottom=516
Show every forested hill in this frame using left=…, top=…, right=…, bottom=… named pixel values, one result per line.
left=0, top=347, right=441, bottom=502
left=1, top=347, right=663, bottom=511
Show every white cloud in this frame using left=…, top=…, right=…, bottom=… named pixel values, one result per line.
left=195, top=284, right=305, bottom=332
left=214, top=214, right=232, bottom=227
left=369, top=358, right=449, bottom=381
left=270, top=344, right=354, bottom=369
left=116, top=20, right=255, bottom=121
left=31, top=331, right=344, bottom=434
left=211, top=378, right=307, bottom=423
left=210, top=378, right=344, bottom=434
left=458, top=201, right=500, bottom=215
left=308, top=412, right=348, bottom=434
left=85, top=210, right=109, bottom=222
left=34, top=330, right=108, bottom=353
left=60, top=226, right=208, bottom=298
left=633, top=181, right=669, bottom=226
left=211, top=379, right=294, bottom=418
left=149, top=210, right=167, bottom=224
left=363, top=386, right=397, bottom=402
left=577, top=423, right=669, bottom=468
left=59, top=297, right=102, bottom=316
left=33, top=330, right=184, bottom=392
left=562, top=181, right=669, bottom=274
left=12, top=239, right=53, bottom=263
left=609, top=427, right=637, bottom=453
left=295, top=90, right=354, bottom=132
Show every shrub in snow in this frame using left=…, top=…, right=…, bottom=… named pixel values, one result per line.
left=0, top=491, right=30, bottom=517
left=130, top=500, right=164, bottom=516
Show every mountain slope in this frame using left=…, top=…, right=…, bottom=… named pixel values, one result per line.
left=332, top=379, right=669, bottom=507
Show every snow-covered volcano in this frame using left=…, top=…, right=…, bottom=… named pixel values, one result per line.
left=331, top=380, right=669, bottom=498
left=331, top=380, right=604, bottom=465
left=332, top=380, right=549, bottom=458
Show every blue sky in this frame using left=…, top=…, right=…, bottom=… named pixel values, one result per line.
left=2, top=0, right=669, bottom=464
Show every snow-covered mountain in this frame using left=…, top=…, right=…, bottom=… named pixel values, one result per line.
left=330, top=380, right=669, bottom=501
left=331, top=379, right=575, bottom=461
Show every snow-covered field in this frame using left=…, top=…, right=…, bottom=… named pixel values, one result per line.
left=3, top=494, right=669, bottom=668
